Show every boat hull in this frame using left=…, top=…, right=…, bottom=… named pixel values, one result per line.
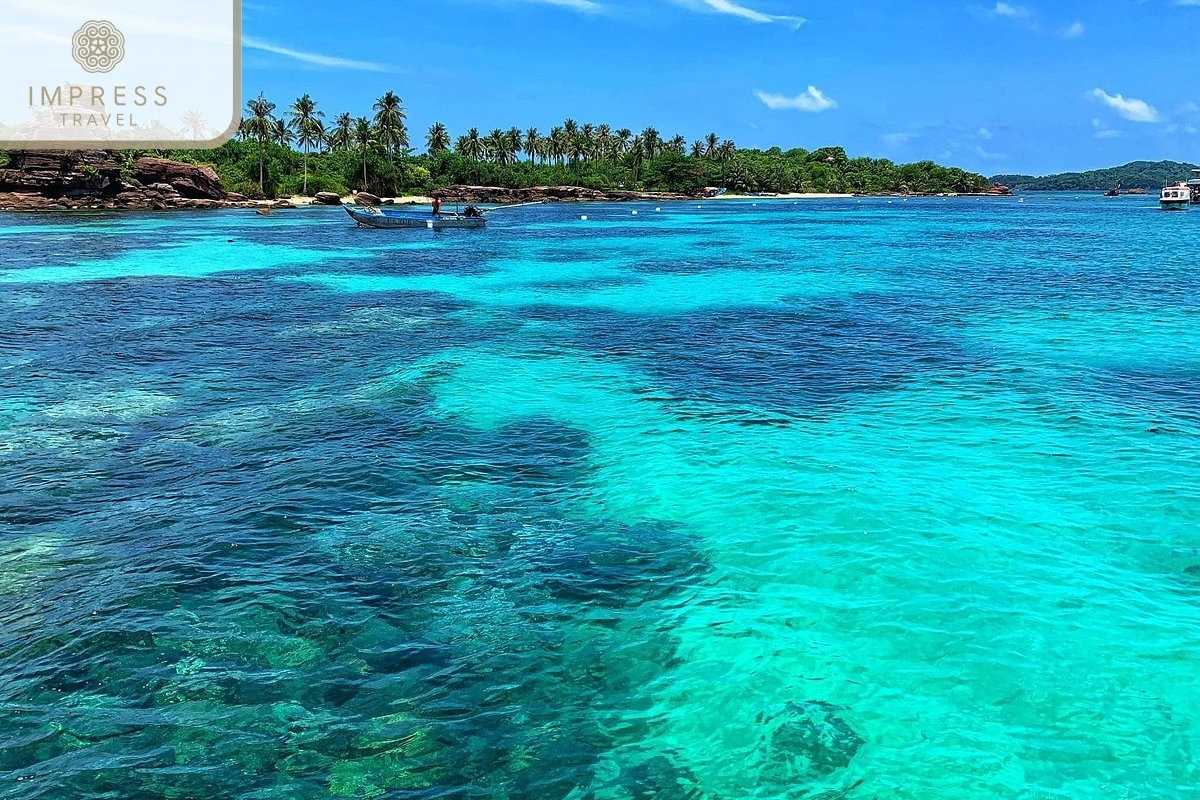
left=344, top=205, right=487, bottom=229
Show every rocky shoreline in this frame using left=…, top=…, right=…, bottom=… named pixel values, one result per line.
left=0, top=151, right=1014, bottom=212
left=0, top=150, right=269, bottom=212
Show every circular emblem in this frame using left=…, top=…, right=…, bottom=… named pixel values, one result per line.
left=71, top=21, right=125, bottom=74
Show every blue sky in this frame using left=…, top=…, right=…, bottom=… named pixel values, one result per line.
left=241, top=0, right=1200, bottom=175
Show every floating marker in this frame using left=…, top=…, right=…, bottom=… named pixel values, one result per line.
left=581, top=215, right=588, bottom=221
left=632, top=210, right=638, bottom=215
left=656, top=207, right=661, bottom=212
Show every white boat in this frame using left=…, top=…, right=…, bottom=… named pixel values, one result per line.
left=1188, top=169, right=1200, bottom=205
left=1160, top=182, right=1190, bottom=210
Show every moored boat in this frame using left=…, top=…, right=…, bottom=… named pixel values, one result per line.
left=1161, top=182, right=1190, bottom=210
left=344, top=204, right=487, bottom=229
left=1188, top=169, right=1200, bottom=204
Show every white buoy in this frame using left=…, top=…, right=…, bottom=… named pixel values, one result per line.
left=656, top=207, right=661, bottom=212
left=581, top=215, right=588, bottom=221
left=632, top=210, right=638, bottom=215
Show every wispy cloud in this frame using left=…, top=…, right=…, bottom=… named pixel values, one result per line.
left=992, top=2, right=1030, bottom=17
left=974, top=145, right=1008, bottom=160
left=1062, top=20, right=1084, bottom=37
left=1092, top=119, right=1124, bottom=139
left=1089, top=88, right=1160, bottom=122
left=755, top=87, right=838, bottom=112
left=882, top=132, right=918, bottom=147
left=514, top=0, right=604, bottom=13
left=978, top=127, right=993, bottom=139
left=244, top=36, right=389, bottom=72
left=672, top=0, right=805, bottom=28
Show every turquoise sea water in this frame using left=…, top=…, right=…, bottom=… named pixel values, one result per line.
left=2, top=195, right=1199, bottom=799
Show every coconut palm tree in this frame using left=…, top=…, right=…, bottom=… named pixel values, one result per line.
left=458, top=127, right=485, bottom=161
left=548, top=127, right=566, bottom=166
left=616, top=128, right=633, bottom=154
left=705, top=132, right=720, bottom=159
left=328, top=112, right=353, bottom=152
left=180, top=109, right=210, bottom=140
left=272, top=117, right=293, bottom=148
left=628, top=135, right=645, bottom=186
left=288, top=93, right=324, bottom=195
left=523, top=128, right=540, bottom=164
left=667, top=134, right=687, bottom=155
left=426, top=122, right=451, bottom=154
left=353, top=116, right=376, bottom=189
left=372, top=91, right=408, bottom=163
left=242, top=94, right=276, bottom=189
left=691, top=140, right=705, bottom=158
left=640, top=127, right=661, bottom=160
left=506, top=127, right=523, bottom=162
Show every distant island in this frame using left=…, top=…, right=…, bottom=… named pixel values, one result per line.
left=1, top=90, right=1000, bottom=210
left=991, top=160, right=1199, bottom=192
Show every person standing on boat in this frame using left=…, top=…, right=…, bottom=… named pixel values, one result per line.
left=432, top=198, right=442, bottom=216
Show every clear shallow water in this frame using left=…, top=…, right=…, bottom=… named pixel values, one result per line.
left=1, top=195, right=1199, bottom=799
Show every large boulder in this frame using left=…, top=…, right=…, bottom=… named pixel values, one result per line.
left=0, top=150, right=123, bottom=197
left=355, top=191, right=381, bottom=206
left=313, top=191, right=342, bottom=206
left=132, top=157, right=225, bottom=200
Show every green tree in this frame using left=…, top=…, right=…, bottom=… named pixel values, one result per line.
left=426, top=122, right=451, bottom=154
left=288, top=93, right=324, bottom=195
left=242, top=93, right=276, bottom=189
left=353, top=116, right=376, bottom=189
left=372, top=91, right=409, bottom=165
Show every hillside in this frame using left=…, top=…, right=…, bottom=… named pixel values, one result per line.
left=992, top=160, right=1198, bottom=191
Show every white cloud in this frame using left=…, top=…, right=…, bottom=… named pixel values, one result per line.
left=244, top=37, right=389, bottom=71
left=517, top=0, right=604, bottom=13
left=1062, top=20, right=1084, bottom=37
left=992, top=2, right=1029, bottom=17
left=883, top=132, right=917, bottom=147
left=978, top=127, right=992, bottom=139
left=755, top=87, right=838, bottom=112
left=1090, top=88, right=1161, bottom=122
left=672, top=0, right=805, bottom=28
left=1092, top=118, right=1124, bottom=138
left=974, top=145, right=1007, bottom=160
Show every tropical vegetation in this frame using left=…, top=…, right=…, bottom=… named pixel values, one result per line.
left=2, top=90, right=995, bottom=199
left=993, top=161, right=1200, bottom=192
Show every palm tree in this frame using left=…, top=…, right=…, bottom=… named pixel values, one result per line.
left=372, top=91, right=408, bottom=163
left=523, top=128, right=540, bottom=164
left=459, top=127, right=485, bottom=161
left=718, top=139, right=737, bottom=186
left=667, top=134, right=687, bottom=155
left=691, top=140, right=705, bottom=158
left=705, top=133, right=720, bottom=159
left=180, top=110, right=210, bottom=140
left=426, top=122, right=451, bottom=154
left=506, top=127, right=523, bottom=163
left=353, top=116, right=376, bottom=189
left=628, top=135, right=645, bottom=187
left=288, top=93, right=324, bottom=195
left=640, top=127, right=661, bottom=160
left=272, top=117, right=293, bottom=148
left=548, top=127, right=566, bottom=166
left=328, top=112, right=353, bottom=152
left=616, top=128, right=633, bottom=154
left=242, top=93, right=276, bottom=189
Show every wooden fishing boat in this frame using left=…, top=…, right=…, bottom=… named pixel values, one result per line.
left=344, top=204, right=487, bottom=229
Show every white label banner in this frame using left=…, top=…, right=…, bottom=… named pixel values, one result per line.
left=0, top=0, right=241, bottom=149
